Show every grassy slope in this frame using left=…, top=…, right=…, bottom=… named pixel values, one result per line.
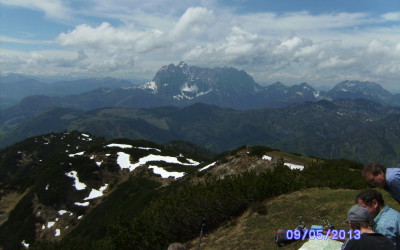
left=0, top=190, right=30, bottom=226
left=187, top=188, right=400, bottom=250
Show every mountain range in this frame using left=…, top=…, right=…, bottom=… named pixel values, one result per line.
left=0, top=75, right=141, bottom=109
left=1, top=62, right=400, bottom=165
left=3, top=62, right=400, bottom=114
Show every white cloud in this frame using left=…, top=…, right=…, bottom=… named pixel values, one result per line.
left=183, top=26, right=267, bottom=65
left=382, top=12, right=400, bottom=21
left=235, top=11, right=373, bottom=34
left=367, top=39, right=399, bottom=57
left=0, top=48, right=137, bottom=78
left=171, top=7, right=215, bottom=38
left=317, top=57, right=357, bottom=70
left=81, top=0, right=216, bottom=30
left=275, top=37, right=313, bottom=54
left=0, top=0, right=73, bottom=21
left=55, top=7, right=215, bottom=54
left=2, top=3, right=400, bottom=90
left=0, top=35, right=51, bottom=45
left=56, top=22, right=165, bottom=53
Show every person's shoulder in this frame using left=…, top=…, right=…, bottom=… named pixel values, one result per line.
left=341, top=238, right=356, bottom=250
left=386, top=168, right=400, bottom=184
left=386, top=206, right=400, bottom=217
left=383, top=205, right=400, bottom=214
left=342, top=234, right=376, bottom=249
left=363, top=232, right=386, bottom=236
left=377, top=206, right=400, bottom=224
left=362, top=233, right=396, bottom=248
left=361, top=232, right=389, bottom=241
left=387, top=168, right=400, bottom=176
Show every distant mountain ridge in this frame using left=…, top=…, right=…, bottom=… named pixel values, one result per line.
left=4, top=62, right=400, bottom=111
left=137, top=62, right=400, bottom=108
left=0, top=75, right=140, bottom=109
left=2, top=62, right=400, bottom=165
left=322, top=80, right=397, bottom=105
left=264, top=81, right=319, bottom=107
left=3, top=62, right=400, bottom=126
left=2, top=100, right=400, bottom=166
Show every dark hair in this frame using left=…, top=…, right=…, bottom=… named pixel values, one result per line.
left=356, top=189, right=385, bottom=207
left=363, top=163, right=386, bottom=177
left=350, top=221, right=373, bottom=230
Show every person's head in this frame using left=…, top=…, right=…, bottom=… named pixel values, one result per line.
left=356, top=189, right=385, bottom=218
left=363, top=163, right=387, bottom=188
left=345, top=204, right=373, bottom=230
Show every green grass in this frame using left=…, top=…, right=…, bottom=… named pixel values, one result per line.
left=186, top=188, right=400, bottom=250
left=0, top=190, right=30, bottom=226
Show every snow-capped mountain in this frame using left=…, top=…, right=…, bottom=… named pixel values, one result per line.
left=138, top=62, right=265, bottom=108
left=3, top=63, right=400, bottom=143
left=3, top=63, right=400, bottom=113
left=324, top=80, right=393, bottom=105
left=138, top=62, right=319, bottom=109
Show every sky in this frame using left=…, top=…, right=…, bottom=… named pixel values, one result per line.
left=1, top=0, right=400, bottom=91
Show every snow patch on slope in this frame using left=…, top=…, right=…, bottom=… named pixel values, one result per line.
left=149, top=165, right=185, bottom=179
left=199, top=161, right=217, bottom=171
left=107, top=143, right=133, bottom=149
left=84, top=184, right=108, bottom=200
left=65, top=171, right=87, bottom=190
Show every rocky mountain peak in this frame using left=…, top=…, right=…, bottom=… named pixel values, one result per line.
left=141, top=62, right=260, bottom=101
left=327, top=80, right=393, bottom=104
left=269, top=81, right=285, bottom=87
left=331, top=80, right=388, bottom=94
left=298, top=82, right=313, bottom=90
left=289, top=82, right=315, bottom=92
left=266, top=82, right=288, bottom=94
left=265, top=82, right=319, bottom=103
left=177, top=61, right=188, bottom=68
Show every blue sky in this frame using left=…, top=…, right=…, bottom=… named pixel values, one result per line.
left=1, top=0, right=400, bottom=91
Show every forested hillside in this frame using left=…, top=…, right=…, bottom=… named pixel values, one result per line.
left=0, top=131, right=370, bottom=249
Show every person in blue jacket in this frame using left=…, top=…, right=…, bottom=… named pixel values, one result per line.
left=363, top=162, right=400, bottom=204
left=356, top=189, right=400, bottom=249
